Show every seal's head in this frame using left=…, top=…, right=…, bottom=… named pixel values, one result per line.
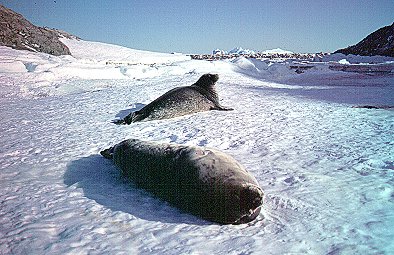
left=194, top=73, right=219, bottom=90
left=236, top=185, right=264, bottom=224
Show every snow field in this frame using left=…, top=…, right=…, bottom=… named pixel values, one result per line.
left=1, top=39, right=394, bottom=254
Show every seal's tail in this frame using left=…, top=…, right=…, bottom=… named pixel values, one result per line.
left=112, top=119, right=126, bottom=125
left=100, top=147, right=114, bottom=159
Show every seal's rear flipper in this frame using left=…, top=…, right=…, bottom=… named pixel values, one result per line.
left=112, top=111, right=141, bottom=125
left=121, top=111, right=146, bottom=124
left=100, top=147, right=114, bottom=159
left=112, top=119, right=126, bottom=125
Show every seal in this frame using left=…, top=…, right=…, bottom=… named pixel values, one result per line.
left=118, top=73, right=233, bottom=124
left=101, top=139, right=263, bottom=224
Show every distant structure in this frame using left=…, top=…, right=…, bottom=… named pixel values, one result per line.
left=0, top=4, right=75, bottom=56
left=212, top=47, right=256, bottom=56
left=335, top=22, right=394, bottom=57
left=190, top=51, right=328, bottom=61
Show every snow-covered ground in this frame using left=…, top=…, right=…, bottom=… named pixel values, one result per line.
left=1, top=38, right=394, bottom=254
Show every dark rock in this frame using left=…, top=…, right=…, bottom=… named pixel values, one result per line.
left=0, top=4, right=75, bottom=56
left=335, top=23, right=394, bottom=57
left=352, top=105, right=394, bottom=109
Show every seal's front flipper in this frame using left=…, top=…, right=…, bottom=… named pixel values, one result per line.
left=211, top=105, right=234, bottom=111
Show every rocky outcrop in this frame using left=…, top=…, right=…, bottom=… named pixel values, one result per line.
left=335, top=23, right=394, bottom=57
left=0, top=4, right=74, bottom=56
left=352, top=105, right=394, bottom=110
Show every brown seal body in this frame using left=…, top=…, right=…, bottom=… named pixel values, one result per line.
left=101, top=139, right=263, bottom=224
left=120, top=74, right=233, bottom=124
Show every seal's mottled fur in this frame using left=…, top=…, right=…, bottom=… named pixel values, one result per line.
left=121, top=74, right=232, bottom=124
left=101, top=139, right=263, bottom=224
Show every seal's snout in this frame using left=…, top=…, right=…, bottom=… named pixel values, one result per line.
left=209, top=73, right=219, bottom=83
left=235, top=185, right=263, bottom=224
left=239, top=185, right=263, bottom=213
left=197, top=73, right=219, bottom=86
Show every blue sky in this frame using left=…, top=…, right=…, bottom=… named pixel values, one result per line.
left=1, top=0, right=393, bottom=54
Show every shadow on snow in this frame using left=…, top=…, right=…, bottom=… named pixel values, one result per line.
left=64, top=154, right=209, bottom=225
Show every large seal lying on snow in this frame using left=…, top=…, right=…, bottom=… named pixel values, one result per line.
left=118, top=73, right=233, bottom=124
left=101, top=139, right=263, bottom=224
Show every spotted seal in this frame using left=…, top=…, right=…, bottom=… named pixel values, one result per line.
left=118, top=74, right=233, bottom=124
left=101, top=139, right=263, bottom=224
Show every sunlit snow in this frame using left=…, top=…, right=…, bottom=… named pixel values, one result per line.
left=1, top=39, right=393, bottom=254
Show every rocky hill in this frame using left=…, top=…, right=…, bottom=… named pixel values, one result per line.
left=0, top=4, right=74, bottom=56
left=335, top=22, right=394, bottom=57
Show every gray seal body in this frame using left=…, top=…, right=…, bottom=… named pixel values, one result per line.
left=121, top=74, right=233, bottom=124
left=101, top=139, right=263, bottom=224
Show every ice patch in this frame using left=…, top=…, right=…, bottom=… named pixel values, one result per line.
left=338, top=59, right=350, bottom=65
